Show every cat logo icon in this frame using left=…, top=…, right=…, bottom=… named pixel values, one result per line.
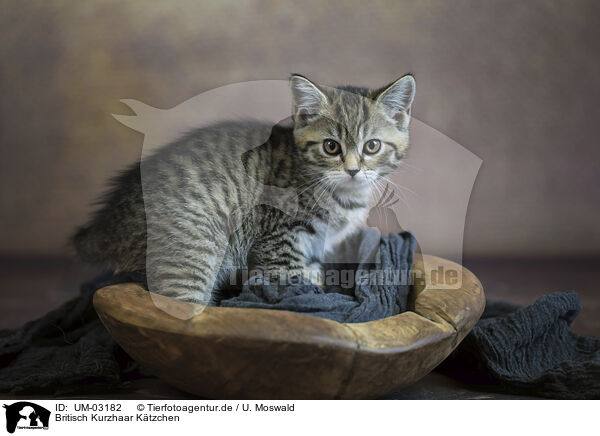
left=3, top=402, right=50, bottom=433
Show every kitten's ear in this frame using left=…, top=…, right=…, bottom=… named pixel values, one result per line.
left=290, top=74, right=329, bottom=120
left=376, top=74, right=416, bottom=128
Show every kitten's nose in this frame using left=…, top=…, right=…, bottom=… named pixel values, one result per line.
left=346, top=168, right=360, bottom=177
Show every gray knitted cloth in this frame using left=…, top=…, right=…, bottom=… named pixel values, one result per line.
left=438, top=292, right=600, bottom=399
left=220, top=228, right=416, bottom=322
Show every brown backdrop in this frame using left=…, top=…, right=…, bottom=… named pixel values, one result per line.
left=1, top=0, right=599, bottom=258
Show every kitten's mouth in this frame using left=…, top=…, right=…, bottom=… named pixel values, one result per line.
left=336, top=176, right=370, bottom=192
left=348, top=174, right=369, bottom=185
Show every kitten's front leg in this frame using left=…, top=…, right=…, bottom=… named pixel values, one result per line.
left=250, top=232, right=323, bottom=288
left=145, top=220, right=231, bottom=305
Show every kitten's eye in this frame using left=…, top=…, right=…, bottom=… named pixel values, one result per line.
left=363, top=139, right=381, bottom=155
left=322, top=139, right=341, bottom=155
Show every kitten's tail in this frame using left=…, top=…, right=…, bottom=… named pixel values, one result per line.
left=71, top=224, right=109, bottom=264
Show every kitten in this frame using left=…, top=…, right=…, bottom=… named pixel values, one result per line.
left=73, top=74, right=415, bottom=304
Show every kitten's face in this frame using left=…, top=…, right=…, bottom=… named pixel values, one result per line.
left=290, top=75, right=415, bottom=196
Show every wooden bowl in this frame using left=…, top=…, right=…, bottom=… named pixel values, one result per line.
left=94, top=255, right=484, bottom=399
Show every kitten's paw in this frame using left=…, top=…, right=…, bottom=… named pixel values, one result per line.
left=302, top=262, right=324, bottom=288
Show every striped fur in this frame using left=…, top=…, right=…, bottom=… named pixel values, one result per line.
left=73, top=74, right=415, bottom=304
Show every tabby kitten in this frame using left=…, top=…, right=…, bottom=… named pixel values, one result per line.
left=73, top=74, right=415, bottom=305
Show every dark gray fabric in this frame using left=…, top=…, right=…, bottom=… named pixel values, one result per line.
left=438, top=292, right=600, bottom=399
left=0, top=271, right=146, bottom=394
left=220, top=229, right=416, bottom=322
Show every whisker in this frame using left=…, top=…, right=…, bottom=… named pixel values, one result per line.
left=296, top=175, right=328, bottom=197
left=378, top=177, right=412, bottom=212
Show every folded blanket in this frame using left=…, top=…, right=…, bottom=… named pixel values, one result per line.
left=1, top=229, right=598, bottom=398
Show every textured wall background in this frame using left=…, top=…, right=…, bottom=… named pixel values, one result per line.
left=1, top=0, right=599, bottom=258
